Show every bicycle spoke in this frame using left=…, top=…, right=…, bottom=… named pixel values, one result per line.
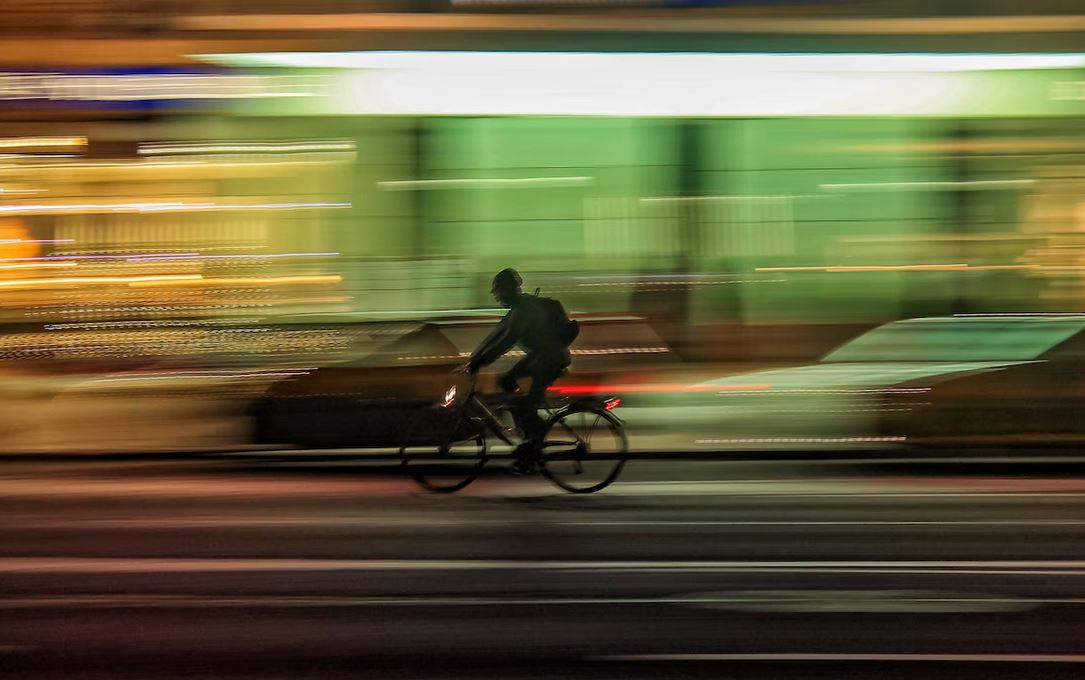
left=539, top=406, right=627, bottom=493
left=400, top=407, right=488, bottom=493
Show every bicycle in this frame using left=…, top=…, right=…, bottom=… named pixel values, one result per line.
left=399, top=374, right=628, bottom=494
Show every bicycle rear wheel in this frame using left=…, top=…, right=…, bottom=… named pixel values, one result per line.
left=539, top=407, right=627, bottom=493
left=400, top=407, right=488, bottom=493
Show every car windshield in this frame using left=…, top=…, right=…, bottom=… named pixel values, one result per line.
left=822, top=317, right=1085, bottom=363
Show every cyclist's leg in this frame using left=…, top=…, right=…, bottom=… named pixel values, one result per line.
left=523, top=363, right=565, bottom=453
left=504, top=358, right=565, bottom=470
left=499, top=359, right=538, bottom=468
left=499, top=357, right=531, bottom=395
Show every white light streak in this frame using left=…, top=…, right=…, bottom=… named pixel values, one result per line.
left=378, top=176, right=592, bottom=190
left=821, top=179, right=1035, bottom=191
left=952, top=313, right=1085, bottom=318
left=758, top=264, right=969, bottom=273
left=641, top=194, right=821, bottom=202
left=694, top=437, right=907, bottom=444
left=51, top=51, right=1085, bottom=116
left=755, top=264, right=1035, bottom=273
left=139, top=141, right=356, bottom=155
left=198, top=51, right=1085, bottom=73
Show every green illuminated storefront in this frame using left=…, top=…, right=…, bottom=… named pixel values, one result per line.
left=196, top=52, right=1085, bottom=342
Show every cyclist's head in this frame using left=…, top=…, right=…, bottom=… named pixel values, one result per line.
left=491, top=268, right=522, bottom=307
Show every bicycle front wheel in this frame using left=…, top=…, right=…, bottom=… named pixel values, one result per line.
left=539, top=407, right=628, bottom=493
left=400, top=407, right=488, bottom=493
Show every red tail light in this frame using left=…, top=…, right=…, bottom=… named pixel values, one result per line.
left=603, top=397, right=621, bottom=411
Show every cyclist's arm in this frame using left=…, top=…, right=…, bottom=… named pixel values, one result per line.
left=467, top=311, right=522, bottom=372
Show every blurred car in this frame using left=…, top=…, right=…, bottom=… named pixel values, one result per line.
left=253, top=314, right=674, bottom=448
left=623, top=315, right=1085, bottom=450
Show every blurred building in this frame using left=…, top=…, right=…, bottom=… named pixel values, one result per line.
left=2, top=0, right=1085, bottom=364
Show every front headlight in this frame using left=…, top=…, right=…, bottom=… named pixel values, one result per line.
left=442, top=385, right=457, bottom=408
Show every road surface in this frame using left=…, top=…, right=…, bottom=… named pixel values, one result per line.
left=4, top=453, right=1085, bottom=679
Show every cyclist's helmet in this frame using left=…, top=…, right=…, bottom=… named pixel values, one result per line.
left=492, top=268, right=522, bottom=293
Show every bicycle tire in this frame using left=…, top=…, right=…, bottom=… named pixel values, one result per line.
left=400, top=406, right=488, bottom=493
left=539, top=406, right=628, bottom=493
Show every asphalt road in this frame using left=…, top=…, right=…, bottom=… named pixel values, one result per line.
left=5, top=453, right=1085, bottom=679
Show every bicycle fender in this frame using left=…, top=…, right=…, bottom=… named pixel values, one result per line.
left=547, top=398, right=624, bottom=426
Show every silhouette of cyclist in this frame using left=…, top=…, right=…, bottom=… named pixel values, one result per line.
left=459, top=268, right=572, bottom=473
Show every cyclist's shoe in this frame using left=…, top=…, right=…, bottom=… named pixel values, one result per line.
left=509, top=458, right=539, bottom=476
left=509, top=443, right=539, bottom=475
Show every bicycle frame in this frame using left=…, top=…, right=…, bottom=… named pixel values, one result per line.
left=443, top=377, right=519, bottom=446
left=445, top=376, right=572, bottom=449
left=463, top=393, right=518, bottom=446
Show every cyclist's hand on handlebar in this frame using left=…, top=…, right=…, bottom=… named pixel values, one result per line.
left=452, top=362, right=475, bottom=375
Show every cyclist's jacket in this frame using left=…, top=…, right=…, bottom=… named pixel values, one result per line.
left=467, top=293, right=573, bottom=373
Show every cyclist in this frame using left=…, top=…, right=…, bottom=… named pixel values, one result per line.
left=458, top=268, right=574, bottom=474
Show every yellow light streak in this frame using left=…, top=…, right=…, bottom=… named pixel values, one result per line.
left=967, top=265, right=1041, bottom=271
left=0, top=275, right=201, bottom=289
left=128, top=275, right=342, bottom=288
left=0, top=201, right=348, bottom=216
left=0, top=136, right=86, bottom=149
left=0, top=159, right=352, bottom=182
left=0, top=262, right=76, bottom=270
left=826, top=265, right=968, bottom=272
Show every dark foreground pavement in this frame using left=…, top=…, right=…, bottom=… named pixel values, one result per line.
left=4, top=454, right=1085, bottom=679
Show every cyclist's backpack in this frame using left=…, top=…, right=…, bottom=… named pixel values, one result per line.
left=535, top=292, right=580, bottom=347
